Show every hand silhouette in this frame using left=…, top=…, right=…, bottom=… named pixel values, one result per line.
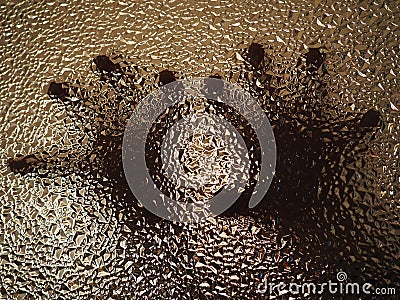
left=7, top=45, right=386, bottom=283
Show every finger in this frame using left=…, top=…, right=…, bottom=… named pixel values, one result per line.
left=8, top=153, right=50, bottom=175
left=359, top=109, right=382, bottom=129
left=296, top=47, right=327, bottom=73
left=92, top=55, right=121, bottom=74
left=92, top=55, right=144, bottom=116
left=158, top=69, right=176, bottom=85
left=247, top=42, right=265, bottom=70
left=47, top=81, right=98, bottom=136
left=305, top=109, right=382, bottom=161
left=246, top=43, right=273, bottom=84
left=47, top=81, right=80, bottom=104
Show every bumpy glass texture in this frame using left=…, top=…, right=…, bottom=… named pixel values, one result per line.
left=1, top=1, right=399, bottom=299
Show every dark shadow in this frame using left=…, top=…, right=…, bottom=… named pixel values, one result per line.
left=7, top=47, right=396, bottom=287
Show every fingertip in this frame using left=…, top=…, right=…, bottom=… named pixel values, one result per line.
left=158, top=70, right=176, bottom=85
left=93, top=55, right=120, bottom=73
left=247, top=43, right=265, bottom=68
left=360, top=109, right=382, bottom=128
left=47, top=82, right=69, bottom=100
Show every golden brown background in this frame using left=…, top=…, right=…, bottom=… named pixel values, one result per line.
left=1, top=0, right=399, bottom=299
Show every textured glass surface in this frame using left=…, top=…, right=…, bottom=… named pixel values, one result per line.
left=1, top=1, right=399, bottom=299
